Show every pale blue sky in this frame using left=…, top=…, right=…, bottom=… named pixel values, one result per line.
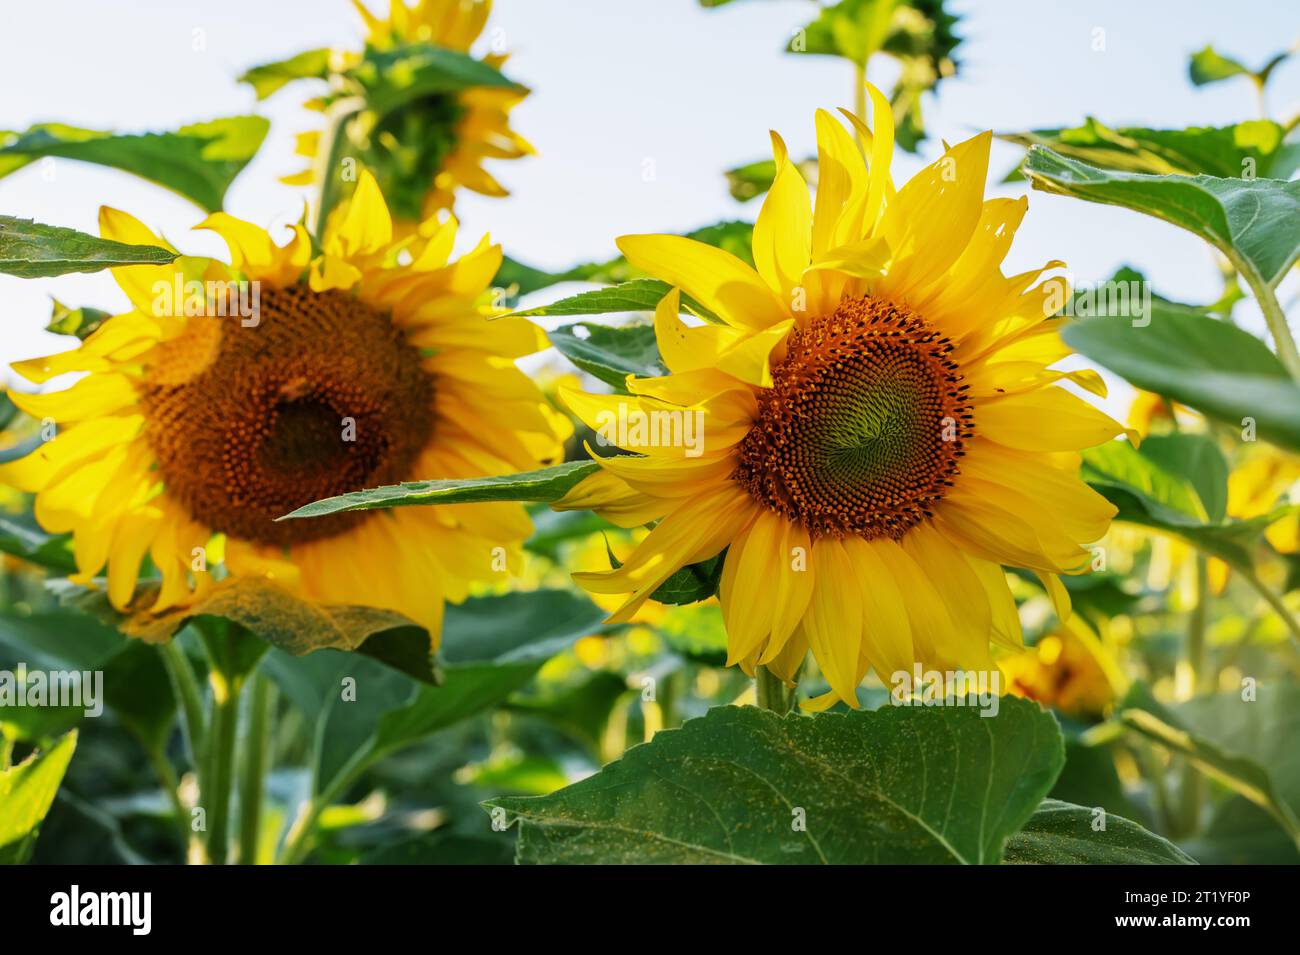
left=1, top=0, right=1297, bottom=420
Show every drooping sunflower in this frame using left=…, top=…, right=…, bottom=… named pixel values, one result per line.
left=554, top=86, right=1131, bottom=707
left=2, top=171, right=567, bottom=644
left=286, top=0, right=533, bottom=219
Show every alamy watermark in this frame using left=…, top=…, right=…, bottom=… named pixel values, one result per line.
left=595, top=403, right=705, bottom=458
left=889, top=665, right=1002, bottom=717
left=0, top=666, right=103, bottom=717
left=1043, top=273, right=1151, bottom=327
left=151, top=275, right=260, bottom=327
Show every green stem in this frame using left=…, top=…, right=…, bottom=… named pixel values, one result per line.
left=854, top=61, right=867, bottom=119
left=158, top=641, right=206, bottom=764
left=238, top=674, right=275, bottom=865
left=1237, top=563, right=1300, bottom=649
left=755, top=665, right=796, bottom=716
left=311, top=97, right=364, bottom=240
left=1175, top=556, right=1209, bottom=836
left=0, top=733, right=13, bottom=770
left=278, top=749, right=373, bottom=866
left=145, top=744, right=191, bottom=857
left=203, top=670, right=240, bottom=865
left=1239, top=262, right=1300, bottom=380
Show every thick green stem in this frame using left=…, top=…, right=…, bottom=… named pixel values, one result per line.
left=755, top=666, right=796, bottom=716
left=311, top=97, right=364, bottom=239
left=1239, top=263, right=1300, bottom=380
left=158, top=641, right=206, bottom=764
left=238, top=674, right=275, bottom=865
left=203, top=670, right=240, bottom=865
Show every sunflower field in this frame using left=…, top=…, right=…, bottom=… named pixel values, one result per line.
left=0, top=0, right=1298, bottom=886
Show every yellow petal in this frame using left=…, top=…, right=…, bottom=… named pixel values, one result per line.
left=752, top=130, right=811, bottom=300
left=616, top=234, right=789, bottom=331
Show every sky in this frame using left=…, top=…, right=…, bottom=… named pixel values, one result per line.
left=1, top=0, right=1297, bottom=421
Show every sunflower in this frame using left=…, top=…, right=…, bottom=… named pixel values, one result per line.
left=2, top=171, right=568, bottom=644
left=286, top=0, right=533, bottom=219
left=553, top=86, right=1130, bottom=707
left=999, top=624, right=1117, bottom=719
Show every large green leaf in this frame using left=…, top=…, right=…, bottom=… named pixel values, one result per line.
left=1025, top=146, right=1300, bottom=289
left=1004, top=799, right=1195, bottom=864
left=282, top=460, right=601, bottom=521
left=0, top=731, right=77, bottom=864
left=239, top=48, right=333, bottom=99
left=1119, top=683, right=1300, bottom=849
left=509, top=279, right=719, bottom=325
left=0, top=216, right=175, bottom=279
left=1000, top=119, right=1300, bottom=181
left=1062, top=271, right=1300, bottom=452
left=1083, top=438, right=1285, bottom=571
left=0, top=117, right=269, bottom=212
left=486, top=697, right=1064, bottom=864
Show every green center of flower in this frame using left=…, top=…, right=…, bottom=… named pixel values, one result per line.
left=137, top=285, right=435, bottom=547
left=733, top=296, right=972, bottom=540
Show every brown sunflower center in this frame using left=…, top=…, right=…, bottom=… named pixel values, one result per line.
left=137, top=285, right=435, bottom=547
left=733, top=296, right=972, bottom=540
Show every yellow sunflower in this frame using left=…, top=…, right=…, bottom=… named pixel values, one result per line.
left=553, top=86, right=1129, bottom=707
left=2, top=171, right=567, bottom=645
left=287, top=0, right=533, bottom=219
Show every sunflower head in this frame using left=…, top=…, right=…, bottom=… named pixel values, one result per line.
left=287, top=0, right=532, bottom=221
left=554, top=85, right=1129, bottom=707
left=3, top=170, right=569, bottom=645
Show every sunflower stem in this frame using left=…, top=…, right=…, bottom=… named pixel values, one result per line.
left=311, top=97, right=365, bottom=240
left=1237, top=562, right=1300, bottom=649
left=195, top=621, right=266, bottom=865
left=158, top=640, right=206, bottom=765
left=755, top=665, right=796, bottom=715
left=238, top=673, right=275, bottom=865
left=1239, top=262, right=1300, bottom=380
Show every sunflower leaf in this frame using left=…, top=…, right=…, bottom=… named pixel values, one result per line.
left=1061, top=269, right=1300, bottom=452
left=261, top=590, right=607, bottom=805
left=1024, top=146, right=1300, bottom=289
left=484, top=697, right=1064, bottom=864
left=999, top=119, right=1300, bottom=182
left=1003, top=799, right=1195, bottom=864
left=347, top=42, right=524, bottom=118
left=0, top=117, right=269, bottom=213
left=238, top=47, right=333, bottom=99
left=282, top=460, right=602, bottom=520
left=1083, top=438, right=1284, bottom=572
left=0, top=731, right=77, bottom=864
left=45, top=298, right=111, bottom=339
left=547, top=321, right=667, bottom=388
left=0, top=216, right=176, bottom=279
